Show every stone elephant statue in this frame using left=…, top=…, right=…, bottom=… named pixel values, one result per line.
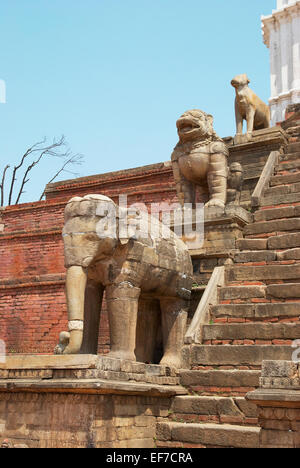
left=56, top=194, right=193, bottom=369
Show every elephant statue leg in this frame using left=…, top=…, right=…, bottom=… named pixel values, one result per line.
left=106, top=283, right=141, bottom=361
left=159, top=298, right=188, bottom=369
left=80, top=280, right=104, bottom=354
left=206, top=152, right=228, bottom=208
left=63, top=266, right=87, bottom=354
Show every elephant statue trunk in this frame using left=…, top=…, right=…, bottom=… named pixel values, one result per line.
left=64, top=265, right=87, bottom=354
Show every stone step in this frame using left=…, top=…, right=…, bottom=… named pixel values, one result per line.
left=180, top=370, right=260, bottom=391
left=191, top=345, right=292, bottom=366
left=219, top=285, right=266, bottom=301
left=226, top=264, right=300, bottom=282
left=244, top=218, right=300, bottom=236
left=264, top=182, right=300, bottom=197
left=254, top=205, right=300, bottom=223
left=277, top=248, right=300, bottom=261
left=287, top=142, right=300, bottom=153
left=202, top=323, right=300, bottom=341
left=280, top=151, right=300, bottom=162
left=211, top=302, right=300, bottom=320
left=169, top=395, right=258, bottom=426
left=156, top=421, right=260, bottom=448
left=233, top=250, right=276, bottom=263
left=270, top=172, right=300, bottom=187
left=275, top=160, right=300, bottom=172
left=267, top=232, right=300, bottom=249
left=236, top=238, right=268, bottom=251
left=260, top=191, right=300, bottom=207
left=267, top=283, right=300, bottom=299
left=234, top=249, right=300, bottom=263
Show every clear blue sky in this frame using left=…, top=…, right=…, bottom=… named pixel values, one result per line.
left=0, top=0, right=275, bottom=204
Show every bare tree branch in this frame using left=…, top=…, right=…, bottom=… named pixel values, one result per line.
left=2, top=136, right=84, bottom=206
left=8, top=138, right=47, bottom=206
left=14, top=136, right=73, bottom=205
left=39, top=154, right=84, bottom=201
left=1, top=165, right=10, bottom=207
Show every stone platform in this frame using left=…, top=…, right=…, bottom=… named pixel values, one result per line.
left=0, top=355, right=187, bottom=448
left=0, top=354, right=186, bottom=396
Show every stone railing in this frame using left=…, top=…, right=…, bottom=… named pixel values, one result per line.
left=184, top=266, right=225, bottom=345
left=251, top=150, right=280, bottom=207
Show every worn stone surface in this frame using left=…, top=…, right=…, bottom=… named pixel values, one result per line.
left=156, top=421, right=260, bottom=448
left=170, top=395, right=258, bottom=420
left=0, top=354, right=98, bottom=370
left=234, top=250, right=276, bottom=263
left=261, top=361, right=298, bottom=379
left=191, top=345, right=292, bottom=366
left=226, top=264, right=300, bottom=282
left=246, top=362, right=300, bottom=448
left=180, top=206, right=250, bottom=264
left=180, top=370, right=260, bottom=389
left=254, top=205, right=297, bottom=222
left=202, top=323, right=300, bottom=341
left=277, top=248, right=300, bottom=261
left=236, top=238, right=267, bottom=250
left=219, top=285, right=266, bottom=300
left=267, top=284, right=300, bottom=299
left=212, top=302, right=300, bottom=319
left=245, top=218, right=300, bottom=236
left=0, top=355, right=182, bottom=387
left=0, top=391, right=171, bottom=448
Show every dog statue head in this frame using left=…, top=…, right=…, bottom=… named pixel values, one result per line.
left=231, top=74, right=250, bottom=89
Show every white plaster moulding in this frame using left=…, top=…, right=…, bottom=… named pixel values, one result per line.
left=261, top=1, right=300, bottom=47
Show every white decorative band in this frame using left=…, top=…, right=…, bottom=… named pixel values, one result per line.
left=68, top=320, right=84, bottom=331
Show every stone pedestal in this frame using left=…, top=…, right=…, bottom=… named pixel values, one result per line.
left=247, top=360, right=300, bottom=448
left=172, top=205, right=252, bottom=286
left=0, top=355, right=186, bottom=448
left=232, top=126, right=287, bottom=146
left=228, top=126, right=287, bottom=210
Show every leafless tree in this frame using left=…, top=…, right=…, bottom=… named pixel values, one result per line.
left=0, top=136, right=84, bottom=206
left=0, top=165, right=10, bottom=207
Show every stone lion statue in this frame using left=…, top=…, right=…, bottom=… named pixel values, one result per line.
left=171, top=109, right=229, bottom=208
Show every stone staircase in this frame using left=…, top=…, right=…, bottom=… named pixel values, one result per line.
left=156, top=138, right=300, bottom=448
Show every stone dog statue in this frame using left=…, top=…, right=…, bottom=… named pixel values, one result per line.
left=171, top=109, right=229, bottom=208
left=55, top=194, right=193, bottom=369
left=231, top=74, right=270, bottom=137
